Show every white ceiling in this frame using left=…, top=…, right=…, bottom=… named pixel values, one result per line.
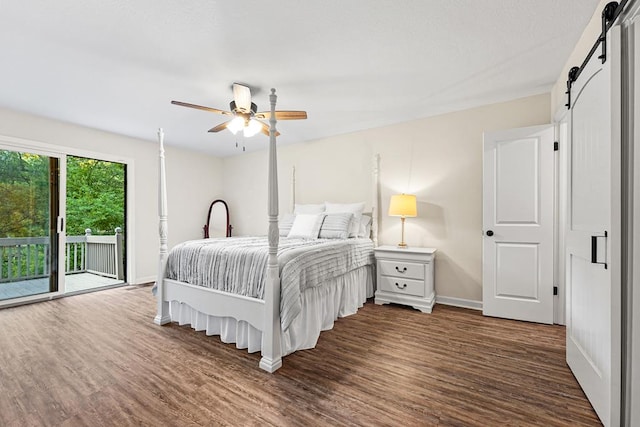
left=0, top=1, right=600, bottom=157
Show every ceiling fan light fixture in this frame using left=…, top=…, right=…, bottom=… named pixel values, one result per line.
left=243, top=119, right=262, bottom=137
left=227, top=116, right=245, bottom=135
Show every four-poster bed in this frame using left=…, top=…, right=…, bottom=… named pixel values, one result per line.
left=154, top=89, right=380, bottom=372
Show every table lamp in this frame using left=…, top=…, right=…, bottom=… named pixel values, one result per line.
left=388, top=194, right=417, bottom=248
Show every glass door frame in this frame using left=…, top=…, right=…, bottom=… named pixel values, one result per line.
left=0, top=134, right=135, bottom=308
left=0, top=139, right=66, bottom=305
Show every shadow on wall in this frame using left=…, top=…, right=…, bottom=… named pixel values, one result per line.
left=417, top=201, right=446, bottom=242
left=433, top=251, right=482, bottom=301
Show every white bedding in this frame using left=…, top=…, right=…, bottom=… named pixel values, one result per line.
left=170, top=265, right=374, bottom=355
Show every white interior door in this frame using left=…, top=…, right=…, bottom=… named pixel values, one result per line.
left=482, top=125, right=554, bottom=324
left=565, top=27, right=621, bottom=427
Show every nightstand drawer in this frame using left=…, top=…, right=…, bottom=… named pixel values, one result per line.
left=378, top=260, right=424, bottom=280
left=378, top=276, right=425, bottom=297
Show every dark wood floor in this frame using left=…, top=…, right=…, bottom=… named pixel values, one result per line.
left=0, top=285, right=601, bottom=427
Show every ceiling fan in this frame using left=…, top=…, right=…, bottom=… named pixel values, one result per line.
left=171, top=83, right=307, bottom=138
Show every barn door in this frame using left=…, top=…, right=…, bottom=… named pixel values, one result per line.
left=482, top=125, right=555, bottom=324
left=565, top=27, right=621, bottom=427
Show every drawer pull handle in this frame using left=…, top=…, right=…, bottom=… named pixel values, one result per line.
left=395, top=282, right=407, bottom=289
left=395, top=266, right=407, bottom=273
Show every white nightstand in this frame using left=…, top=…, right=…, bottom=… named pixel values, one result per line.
left=374, top=245, right=436, bottom=313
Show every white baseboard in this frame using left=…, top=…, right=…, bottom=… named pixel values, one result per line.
left=134, top=276, right=156, bottom=286
left=435, top=295, right=483, bottom=311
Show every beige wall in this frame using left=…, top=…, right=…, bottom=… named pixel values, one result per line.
left=222, top=93, right=550, bottom=302
left=551, top=0, right=609, bottom=115
left=0, top=108, right=224, bottom=284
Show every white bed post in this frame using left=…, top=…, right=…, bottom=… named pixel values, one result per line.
left=154, top=128, right=171, bottom=325
left=290, top=166, right=296, bottom=213
left=372, top=153, right=380, bottom=247
left=259, top=88, right=283, bottom=373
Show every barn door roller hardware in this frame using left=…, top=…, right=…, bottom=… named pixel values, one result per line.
left=565, top=1, right=626, bottom=109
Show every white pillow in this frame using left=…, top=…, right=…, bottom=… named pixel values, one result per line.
left=287, top=214, right=325, bottom=239
left=318, top=213, right=353, bottom=239
left=358, top=214, right=372, bottom=238
left=279, top=213, right=295, bottom=237
left=294, top=203, right=325, bottom=214
left=324, top=202, right=365, bottom=237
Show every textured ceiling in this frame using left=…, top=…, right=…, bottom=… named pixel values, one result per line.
left=0, top=0, right=600, bottom=157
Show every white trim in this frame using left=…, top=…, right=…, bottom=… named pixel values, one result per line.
left=0, top=134, right=133, bottom=164
left=436, top=295, right=482, bottom=311
left=554, top=112, right=569, bottom=326
left=134, top=275, right=156, bottom=285
left=622, top=0, right=640, bottom=23
left=0, top=291, right=63, bottom=309
left=622, top=4, right=639, bottom=426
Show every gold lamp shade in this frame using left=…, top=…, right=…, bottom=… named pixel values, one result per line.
left=388, top=194, right=417, bottom=248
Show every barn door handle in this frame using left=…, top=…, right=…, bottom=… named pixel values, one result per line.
left=591, top=231, right=608, bottom=269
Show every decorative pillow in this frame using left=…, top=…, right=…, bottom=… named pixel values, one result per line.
left=279, top=213, right=295, bottom=237
left=287, top=214, right=325, bottom=239
left=294, top=203, right=325, bottom=214
left=324, top=202, right=365, bottom=237
left=318, top=213, right=353, bottom=239
left=358, top=214, right=372, bottom=238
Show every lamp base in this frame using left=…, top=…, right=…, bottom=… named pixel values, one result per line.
left=397, top=242, right=408, bottom=249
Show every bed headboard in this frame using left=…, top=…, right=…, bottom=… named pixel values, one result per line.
left=288, top=154, right=380, bottom=247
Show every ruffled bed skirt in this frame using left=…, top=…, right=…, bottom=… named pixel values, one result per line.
left=169, top=265, right=375, bottom=356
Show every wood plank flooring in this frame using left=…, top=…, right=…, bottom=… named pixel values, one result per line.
left=0, top=285, right=601, bottom=426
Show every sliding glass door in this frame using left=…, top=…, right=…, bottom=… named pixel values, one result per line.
left=1, top=143, right=129, bottom=304
left=64, top=155, right=126, bottom=293
left=0, top=149, right=60, bottom=301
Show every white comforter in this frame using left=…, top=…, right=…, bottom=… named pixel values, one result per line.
left=165, top=236, right=374, bottom=330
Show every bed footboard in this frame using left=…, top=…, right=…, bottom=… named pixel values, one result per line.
left=164, top=279, right=265, bottom=328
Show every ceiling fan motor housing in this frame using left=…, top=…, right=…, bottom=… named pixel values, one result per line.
left=230, top=100, right=258, bottom=115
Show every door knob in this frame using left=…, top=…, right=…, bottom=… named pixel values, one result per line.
left=486, top=230, right=494, bottom=236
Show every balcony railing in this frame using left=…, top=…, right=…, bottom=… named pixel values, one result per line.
left=0, top=228, right=124, bottom=283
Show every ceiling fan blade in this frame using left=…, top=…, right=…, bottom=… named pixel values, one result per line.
left=258, top=121, right=280, bottom=137
left=171, top=100, right=231, bottom=115
left=232, top=83, right=252, bottom=113
left=208, top=121, right=232, bottom=133
left=255, top=110, right=308, bottom=120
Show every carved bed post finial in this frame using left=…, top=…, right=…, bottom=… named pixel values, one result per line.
left=260, top=88, right=283, bottom=373
left=154, top=128, right=171, bottom=325
left=372, top=154, right=380, bottom=247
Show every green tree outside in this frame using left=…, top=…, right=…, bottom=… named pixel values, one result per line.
left=65, top=156, right=125, bottom=236
left=0, top=150, right=49, bottom=238
left=0, top=151, right=125, bottom=238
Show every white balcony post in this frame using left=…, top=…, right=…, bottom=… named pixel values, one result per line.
left=114, top=227, right=124, bottom=281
